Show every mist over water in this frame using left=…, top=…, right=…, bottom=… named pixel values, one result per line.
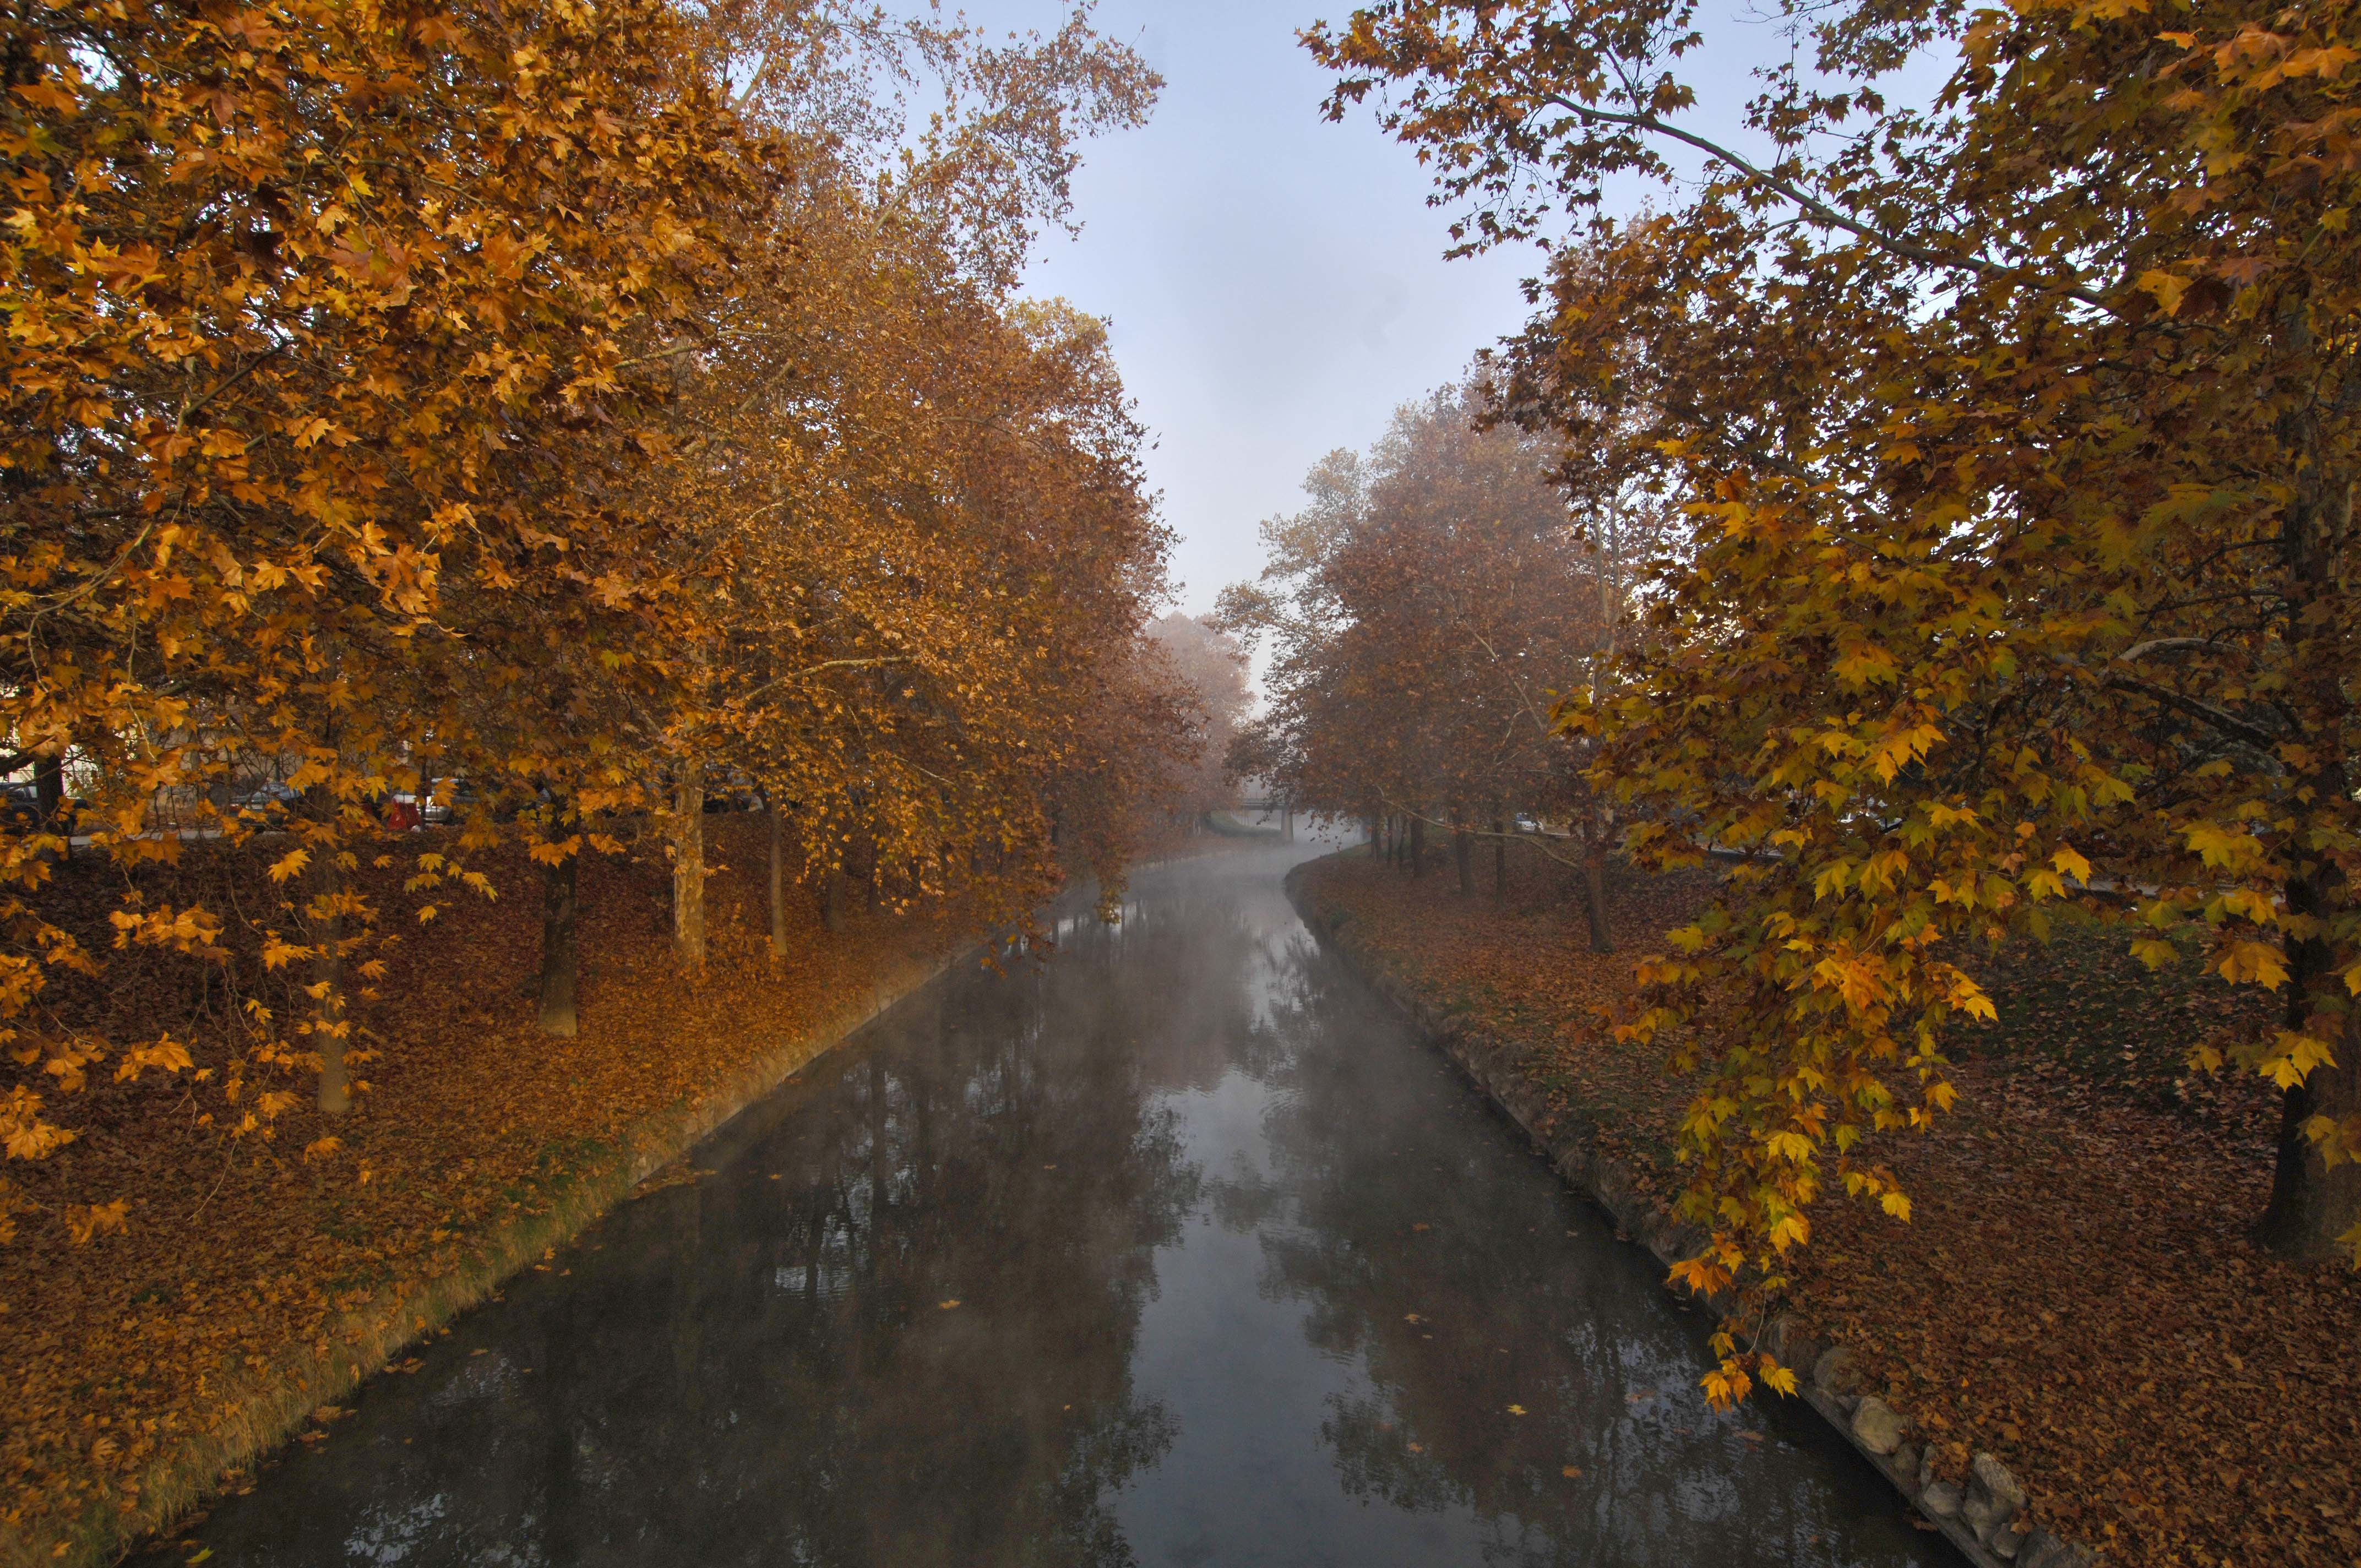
left=144, top=843, right=1955, bottom=1568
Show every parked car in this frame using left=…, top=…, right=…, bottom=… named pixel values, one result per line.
left=227, top=780, right=300, bottom=820
left=0, top=782, right=42, bottom=831
left=420, top=778, right=483, bottom=824
left=703, top=777, right=764, bottom=814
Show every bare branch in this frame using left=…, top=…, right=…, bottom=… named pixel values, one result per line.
left=1535, top=93, right=2114, bottom=313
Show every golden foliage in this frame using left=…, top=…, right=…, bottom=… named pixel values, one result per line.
left=0, top=1, right=1199, bottom=1240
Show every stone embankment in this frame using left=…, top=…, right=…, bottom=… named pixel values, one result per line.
left=1285, top=861, right=2099, bottom=1568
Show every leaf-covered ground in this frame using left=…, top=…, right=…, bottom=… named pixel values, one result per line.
left=0, top=814, right=992, bottom=1562
left=1298, top=845, right=2361, bottom=1568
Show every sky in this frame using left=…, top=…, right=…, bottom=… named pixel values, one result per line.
left=965, top=1, right=1547, bottom=616
left=956, top=1, right=1881, bottom=619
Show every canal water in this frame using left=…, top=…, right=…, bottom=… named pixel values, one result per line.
left=142, top=841, right=1955, bottom=1567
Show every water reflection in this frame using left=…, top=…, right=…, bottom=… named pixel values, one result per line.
left=147, top=846, right=1952, bottom=1567
left=1243, top=908, right=1922, bottom=1565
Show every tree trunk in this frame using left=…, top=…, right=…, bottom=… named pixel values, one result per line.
left=2256, top=382, right=2359, bottom=1259
left=1408, top=815, right=1426, bottom=879
left=1585, top=497, right=1623, bottom=957
left=767, top=799, right=789, bottom=970
left=2258, top=1038, right=2361, bottom=1260
left=1580, top=803, right=1615, bottom=954
left=1453, top=817, right=1472, bottom=896
left=1492, top=817, right=1507, bottom=902
left=32, top=752, right=65, bottom=859
left=672, top=756, right=706, bottom=974
left=820, top=865, right=845, bottom=933
left=1581, top=851, right=1614, bottom=955
left=303, top=786, right=350, bottom=1114
left=2261, top=874, right=2361, bottom=1256
left=538, top=850, right=579, bottom=1038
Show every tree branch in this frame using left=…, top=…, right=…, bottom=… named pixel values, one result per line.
left=1536, top=92, right=2113, bottom=312
left=729, top=657, right=903, bottom=707
left=2104, top=673, right=2283, bottom=750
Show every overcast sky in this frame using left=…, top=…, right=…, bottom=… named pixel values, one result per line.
left=959, top=1, right=1539, bottom=615
left=958, top=2, right=1845, bottom=617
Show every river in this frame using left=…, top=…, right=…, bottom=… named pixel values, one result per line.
left=140, top=840, right=1955, bottom=1567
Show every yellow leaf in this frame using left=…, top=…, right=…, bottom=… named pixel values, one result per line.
left=64, top=1198, right=129, bottom=1244
left=2257, top=1030, right=2335, bottom=1091
left=2216, top=940, right=2289, bottom=989
left=2183, top=822, right=2256, bottom=869
left=2139, top=269, right=2189, bottom=315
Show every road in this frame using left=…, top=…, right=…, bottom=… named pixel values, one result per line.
left=142, top=840, right=1954, bottom=1567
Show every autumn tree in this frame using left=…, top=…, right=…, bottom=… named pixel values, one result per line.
left=1146, top=613, right=1253, bottom=827
left=625, top=0, right=1168, bottom=967
left=1312, top=0, right=2361, bottom=1400
left=0, top=0, right=1189, bottom=1240
left=1219, top=382, right=1618, bottom=916
left=0, top=0, right=770, bottom=1234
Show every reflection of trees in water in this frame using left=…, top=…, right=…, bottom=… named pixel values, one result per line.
left=1245, top=927, right=1932, bottom=1568
left=194, top=950, right=1206, bottom=1568
left=1065, top=890, right=1292, bottom=1093
left=169, top=863, right=1930, bottom=1568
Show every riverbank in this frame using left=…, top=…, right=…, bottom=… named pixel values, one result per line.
left=1288, top=845, right=2361, bottom=1568
left=2, top=816, right=1008, bottom=1568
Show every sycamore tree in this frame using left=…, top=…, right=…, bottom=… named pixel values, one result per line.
left=0, top=0, right=1189, bottom=1243
left=1313, top=0, right=2361, bottom=1400
left=1146, top=612, right=1253, bottom=827
left=624, top=0, right=1177, bottom=965
left=1220, top=382, right=1619, bottom=913
left=0, top=0, right=758, bottom=1228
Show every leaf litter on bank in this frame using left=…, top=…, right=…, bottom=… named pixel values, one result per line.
left=1301, top=845, right=2361, bottom=1568
left=0, top=815, right=977, bottom=1560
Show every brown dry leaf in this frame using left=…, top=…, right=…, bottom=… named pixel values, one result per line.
left=1298, top=851, right=2361, bottom=1568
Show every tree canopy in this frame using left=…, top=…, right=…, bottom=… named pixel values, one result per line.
left=0, top=1, right=1202, bottom=1245
left=1312, top=0, right=2361, bottom=1400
